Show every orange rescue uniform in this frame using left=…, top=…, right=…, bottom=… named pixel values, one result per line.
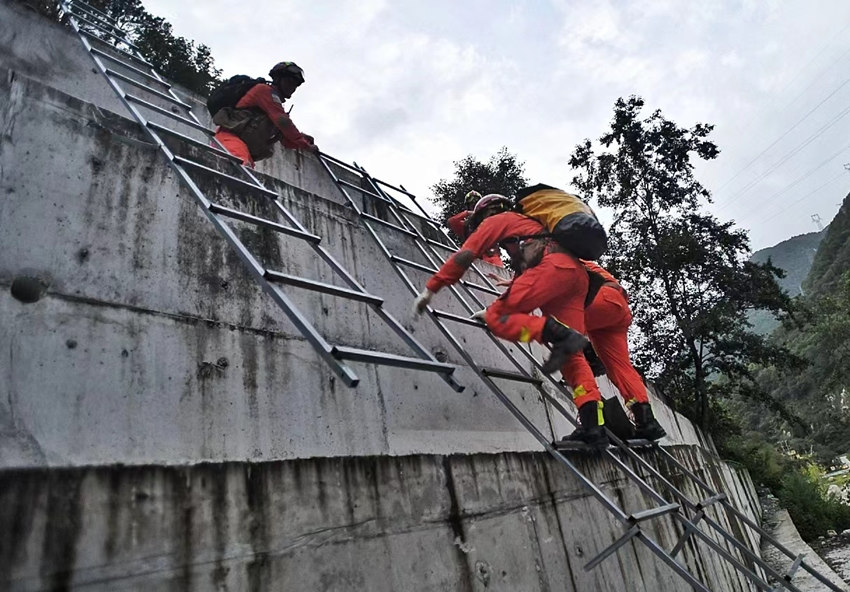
left=427, top=212, right=541, bottom=293
left=583, top=261, right=649, bottom=405
left=446, top=210, right=504, bottom=267
left=485, top=251, right=602, bottom=408
left=214, top=83, right=313, bottom=167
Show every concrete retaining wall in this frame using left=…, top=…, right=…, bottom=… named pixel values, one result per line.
left=1, top=448, right=764, bottom=592
left=0, top=2, right=780, bottom=590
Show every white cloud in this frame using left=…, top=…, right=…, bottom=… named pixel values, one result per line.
left=142, top=0, right=850, bottom=250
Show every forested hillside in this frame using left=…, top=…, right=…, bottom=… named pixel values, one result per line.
left=748, top=229, right=826, bottom=334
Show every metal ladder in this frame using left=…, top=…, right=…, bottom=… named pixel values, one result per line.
left=317, top=157, right=845, bottom=592
left=59, top=2, right=843, bottom=590
left=59, top=0, right=462, bottom=392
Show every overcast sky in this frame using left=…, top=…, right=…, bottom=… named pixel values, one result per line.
left=144, top=0, right=850, bottom=251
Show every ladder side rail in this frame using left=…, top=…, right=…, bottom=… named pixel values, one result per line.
left=661, top=446, right=835, bottom=565
left=70, top=0, right=119, bottom=25
left=67, top=11, right=141, bottom=53
left=63, top=6, right=368, bottom=386
left=169, top=143, right=458, bottom=390
left=346, top=167, right=509, bottom=318
left=520, top=370, right=795, bottom=590
left=330, top=163, right=751, bottom=592
left=352, top=162, right=805, bottom=592
left=672, top=451, right=847, bottom=592
left=355, top=172, right=504, bottom=316
left=68, top=1, right=124, bottom=33
left=314, top=157, right=464, bottom=391
left=518, top=356, right=792, bottom=590
left=318, top=158, right=641, bottom=517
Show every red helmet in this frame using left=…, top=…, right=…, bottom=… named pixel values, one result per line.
left=467, top=194, right=511, bottom=232
left=472, top=194, right=511, bottom=215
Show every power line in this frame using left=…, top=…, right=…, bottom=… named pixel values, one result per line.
left=715, top=72, right=850, bottom=195
left=715, top=25, right=850, bottom=192
left=752, top=170, right=846, bottom=225
left=715, top=103, right=850, bottom=208
left=736, top=150, right=850, bottom=223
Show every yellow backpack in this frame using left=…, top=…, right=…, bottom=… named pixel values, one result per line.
left=514, top=184, right=607, bottom=260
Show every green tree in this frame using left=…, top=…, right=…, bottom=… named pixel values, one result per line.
left=569, top=96, right=800, bottom=427
left=755, top=271, right=850, bottom=461
left=431, top=147, right=528, bottom=240
left=55, top=0, right=222, bottom=95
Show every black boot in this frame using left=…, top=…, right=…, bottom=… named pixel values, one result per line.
left=541, top=317, right=589, bottom=373
left=631, top=402, right=667, bottom=441
left=560, top=401, right=609, bottom=449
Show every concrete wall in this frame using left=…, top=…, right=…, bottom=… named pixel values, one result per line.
left=1, top=448, right=765, bottom=592
left=0, top=3, right=781, bottom=591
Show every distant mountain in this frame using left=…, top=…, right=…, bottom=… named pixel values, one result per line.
left=747, top=229, right=827, bottom=335
left=803, top=191, right=850, bottom=298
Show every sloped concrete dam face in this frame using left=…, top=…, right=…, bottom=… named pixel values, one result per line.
left=1, top=2, right=765, bottom=590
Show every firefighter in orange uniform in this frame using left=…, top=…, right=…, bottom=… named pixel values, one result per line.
left=484, top=238, right=608, bottom=447
left=584, top=261, right=666, bottom=440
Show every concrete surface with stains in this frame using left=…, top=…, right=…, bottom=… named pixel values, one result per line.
left=2, top=449, right=768, bottom=592
left=2, top=1, right=843, bottom=590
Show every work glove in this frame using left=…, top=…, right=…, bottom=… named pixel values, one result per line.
left=412, top=288, right=435, bottom=315
left=470, top=309, right=487, bottom=322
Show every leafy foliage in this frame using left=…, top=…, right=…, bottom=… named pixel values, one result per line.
left=431, top=147, right=528, bottom=240
left=804, top=196, right=850, bottom=297
left=752, top=270, right=850, bottom=462
left=719, top=432, right=850, bottom=541
left=31, top=0, right=222, bottom=95
left=569, top=96, right=800, bottom=427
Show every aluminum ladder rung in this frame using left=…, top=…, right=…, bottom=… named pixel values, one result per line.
left=331, top=346, right=456, bottom=374
left=79, top=29, right=151, bottom=68
left=105, top=69, right=189, bottom=108
left=390, top=256, right=498, bottom=299
left=125, top=94, right=212, bottom=134
left=432, top=309, right=486, bottom=329
left=629, top=502, right=680, bottom=523
left=362, top=213, right=418, bottom=237
left=373, top=177, right=416, bottom=198
left=585, top=504, right=679, bottom=572
left=91, top=48, right=169, bottom=87
left=696, top=492, right=727, bottom=509
left=318, top=151, right=362, bottom=174
left=391, top=255, right=438, bottom=275
left=622, top=438, right=657, bottom=448
left=424, top=237, right=457, bottom=252
left=68, top=1, right=123, bottom=34
left=70, top=0, right=119, bottom=26
left=173, top=156, right=278, bottom=198
left=148, top=122, right=241, bottom=163
left=460, top=279, right=500, bottom=296
left=109, top=74, right=185, bottom=108
left=337, top=179, right=388, bottom=203
left=265, top=271, right=383, bottom=305
left=480, top=366, right=542, bottom=385
left=72, top=13, right=141, bottom=52
left=210, top=204, right=321, bottom=243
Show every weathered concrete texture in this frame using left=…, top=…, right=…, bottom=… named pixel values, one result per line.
left=1, top=450, right=765, bottom=592
left=0, top=0, right=343, bottom=204
left=761, top=510, right=850, bottom=592
left=0, top=5, right=790, bottom=591
left=0, top=68, right=560, bottom=466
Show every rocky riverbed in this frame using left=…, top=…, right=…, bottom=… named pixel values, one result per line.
left=760, top=492, right=850, bottom=591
